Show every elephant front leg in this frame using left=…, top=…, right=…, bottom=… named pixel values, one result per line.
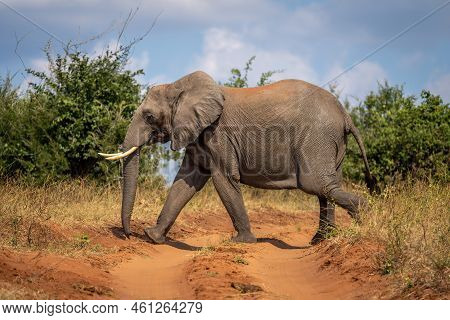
left=145, top=159, right=210, bottom=244
left=211, top=172, right=256, bottom=243
left=310, top=196, right=336, bottom=245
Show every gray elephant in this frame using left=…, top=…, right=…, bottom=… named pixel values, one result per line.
left=99, top=71, right=374, bottom=245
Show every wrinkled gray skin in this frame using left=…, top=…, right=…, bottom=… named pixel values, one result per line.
left=120, top=71, right=373, bottom=245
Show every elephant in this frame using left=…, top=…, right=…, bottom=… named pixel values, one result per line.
left=99, top=71, right=374, bottom=245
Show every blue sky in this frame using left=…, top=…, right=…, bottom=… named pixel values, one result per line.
left=1, top=0, right=449, bottom=103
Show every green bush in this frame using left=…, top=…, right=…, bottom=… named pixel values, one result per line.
left=0, top=78, right=66, bottom=181
left=344, top=82, right=449, bottom=185
left=223, top=56, right=281, bottom=88
left=29, top=46, right=143, bottom=178
left=0, top=44, right=166, bottom=183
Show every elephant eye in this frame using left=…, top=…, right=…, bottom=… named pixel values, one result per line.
left=145, top=113, right=156, bottom=124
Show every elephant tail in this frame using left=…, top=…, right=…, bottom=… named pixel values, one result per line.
left=345, top=114, right=377, bottom=193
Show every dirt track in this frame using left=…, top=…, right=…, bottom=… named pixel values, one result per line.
left=0, top=209, right=390, bottom=299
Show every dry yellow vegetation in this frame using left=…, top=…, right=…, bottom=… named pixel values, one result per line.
left=0, top=178, right=448, bottom=297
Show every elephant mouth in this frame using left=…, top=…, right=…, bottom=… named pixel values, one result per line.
left=151, top=129, right=170, bottom=144
left=98, top=128, right=169, bottom=161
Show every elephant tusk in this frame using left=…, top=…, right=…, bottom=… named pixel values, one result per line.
left=98, top=152, right=123, bottom=157
left=104, top=147, right=138, bottom=161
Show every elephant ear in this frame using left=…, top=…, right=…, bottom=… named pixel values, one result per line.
left=169, top=71, right=224, bottom=150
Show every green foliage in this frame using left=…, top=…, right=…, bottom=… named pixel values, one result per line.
left=0, top=43, right=167, bottom=183
left=344, top=82, right=449, bottom=184
left=0, top=75, right=65, bottom=181
left=224, top=56, right=255, bottom=88
left=28, top=45, right=143, bottom=179
left=257, top=70, right=281, bottom=87
left=223, top=56, right=282, bottom=88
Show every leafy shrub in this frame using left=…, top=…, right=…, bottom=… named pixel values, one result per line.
left=223, top=56, right=282, bottom=88
left=27, top=46, right=143, bottom=179
left=0, top=75, right=66, bottom=181
left=0, top=44, right=167, bottom=183
left=344, top=82, right=449, bottom=185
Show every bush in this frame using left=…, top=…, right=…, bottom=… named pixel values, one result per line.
left=28, top=46, right=143, bottom=179
left=223, top=56, right=282, bottom=88
left=0, top=75, right=65, bottom=181
left=344, top=82, right=449, bottom=185
left=0, top=44, right=167, bottom=183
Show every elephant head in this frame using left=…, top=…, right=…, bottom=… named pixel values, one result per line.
left=98, top=71, right=224, bottom=236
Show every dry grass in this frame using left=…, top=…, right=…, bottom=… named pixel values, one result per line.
left=0, top=178, right=315, bottom=252
left=0, top=281, right=49, bottom=300
left=188, top=181, right=317, bottom=213
left=0, top=178, right=448, bottom=297
left=335, top=180, right=449, bottom=297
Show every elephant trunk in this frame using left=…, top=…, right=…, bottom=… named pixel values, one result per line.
left=121, top=147, right=140, bottom=237
left=99, top=108, right=152, bottom=236
left=119, top=112, right=152, bottom=237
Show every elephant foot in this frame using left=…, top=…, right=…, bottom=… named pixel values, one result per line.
left=144, top=226, right=166, bottom=244
left=232, top=232, right=257, bottom=244
left=310, top=231, right=326, bottom=245
left=310, top=225, right=336, bottom=245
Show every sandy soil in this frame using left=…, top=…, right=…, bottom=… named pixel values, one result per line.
left=0, top=209, right=392, bottom=299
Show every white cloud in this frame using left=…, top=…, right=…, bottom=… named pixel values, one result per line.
left=146, top=74, right=171, bottom=85
left=21, top=27, right=389, bottom=101
left=324, top=61, right=388, bottom=100
left=191, top=27, right=388, bottom=101
left=428, top=74, right=450, bottom=102
left=18, top=57, right=49, bottom=92
left=191, top=28, right=318, bottom=86
left=400, top=51, right=424, bottom=68
left=13, top=0, right=93, bottom=5
left=6, top=0, right=447, bottom=100
left=90, top=40, right=118, bottom=57
left=11, top=0, right=279, bottom=30
left=125, top=50, right=150, bottom=86
left=127, top=50, right=149, bottom=71
left=20, top=40, right=153, bottom=89
left=30, top=58, right=48, bottom=72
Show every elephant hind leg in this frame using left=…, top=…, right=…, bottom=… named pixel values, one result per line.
left=309, top=181, right=366, bottom=245
left=300, top=170, right=367, bottom=244
left=310, top=196, right=336, bottom=245
left=321, top=162, right=367, bottom=222
left=326, top=187, right=367, bottom=223
left=296, top=138, right=366, bottom=242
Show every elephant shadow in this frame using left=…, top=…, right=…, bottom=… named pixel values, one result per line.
left=109, top=226, right=202, bottom=251
left=163, top=238, right=310, bottom=251
left=110, top=226, right=128, bottom=240
left=257, top=237, right=311, bottom=250
left=110, top=227, right=310, bottom=251
left=164, top=239, right=202, bottom=251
